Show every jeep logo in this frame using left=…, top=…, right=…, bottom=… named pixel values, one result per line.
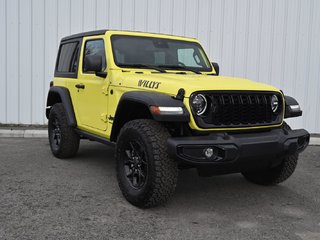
left=138, top=80, right=161, bottom=89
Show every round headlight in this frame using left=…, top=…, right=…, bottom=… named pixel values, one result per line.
left=271, top=95, right=279, bottom=113
left=191, top=94, right=207, bottom=115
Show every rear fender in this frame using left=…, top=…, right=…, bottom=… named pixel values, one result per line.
left=46, top=86, right=77, bottom=127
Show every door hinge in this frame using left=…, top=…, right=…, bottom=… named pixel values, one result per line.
left=102, top=86, right=108, bottom=95
left=100, top=113, right=108, bottom=122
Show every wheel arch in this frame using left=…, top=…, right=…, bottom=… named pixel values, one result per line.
left=110, top=91, right=189, bottom=142
left=46, top=86, right=77, bottom=127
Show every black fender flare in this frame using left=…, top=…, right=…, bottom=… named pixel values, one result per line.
left=46, top=86, right=77, bottom=127
left=116, top=91, right=190, bottom=122
left=110, top=91, right=190, bottom=142
left=284, top=95, right=302, bottom=118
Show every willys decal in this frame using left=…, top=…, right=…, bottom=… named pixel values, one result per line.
left=138, top=80, right=161, bottom=89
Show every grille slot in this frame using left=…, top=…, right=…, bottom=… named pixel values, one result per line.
left=191, top=91, right=283, bottom=128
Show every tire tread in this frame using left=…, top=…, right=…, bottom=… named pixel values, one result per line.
left=48, top=103, right=80, bottom=158
left=116, top=119, right=178, bottom=208
left=242, top=153, right=298, bottom=185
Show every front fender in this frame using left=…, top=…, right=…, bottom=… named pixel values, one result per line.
left=118, top=91, right=190, bottom=122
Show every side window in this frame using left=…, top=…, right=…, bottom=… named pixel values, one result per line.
left=57, top=42, right=79, bottom=72
left=83, top=39, right=106, bottom=73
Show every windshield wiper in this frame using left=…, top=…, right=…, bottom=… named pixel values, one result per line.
left=158, top=65, right=201, bottom=74
left=118, top=63, right=167, bottom=73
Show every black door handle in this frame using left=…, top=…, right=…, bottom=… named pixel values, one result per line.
left=75, top=83, right=85, bottom=89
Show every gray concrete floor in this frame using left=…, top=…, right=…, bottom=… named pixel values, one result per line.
left=1, top=138, right=320, bottom=240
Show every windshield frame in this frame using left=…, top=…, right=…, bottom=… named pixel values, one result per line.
left=110, top=34, right=213, bottom=73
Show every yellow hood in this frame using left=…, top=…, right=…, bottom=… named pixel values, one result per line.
left=119, top=71, right=281, bottom=97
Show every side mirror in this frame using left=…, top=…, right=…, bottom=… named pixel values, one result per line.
left=83, top=55, right=107, bottom=78
left=212, top=62, right=219, bottom=76
left=284, top=95, right=302, bottom=118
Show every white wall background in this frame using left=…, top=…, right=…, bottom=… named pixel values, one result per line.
left=0, top=0, right=319, bottom=133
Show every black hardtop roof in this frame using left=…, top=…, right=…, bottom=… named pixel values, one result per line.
left=61, top=29, right=108, bottom=42
left=60, top=29, right=195, bottom=42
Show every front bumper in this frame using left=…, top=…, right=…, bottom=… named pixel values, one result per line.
left=167, top=128, right=309, bottom=174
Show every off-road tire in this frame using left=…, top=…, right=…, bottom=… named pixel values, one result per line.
left=48, top=103, right=80, bottom=158
left=115, top=119, right=178, bottom=208
left=242, top=153, right=298, bottom=185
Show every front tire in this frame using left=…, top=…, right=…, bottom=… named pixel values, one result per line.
left=115, top=119, right=178, bottom=208
left=48, top=103, right=80, bottom=158
left=242, top=153, right=298, bottom=185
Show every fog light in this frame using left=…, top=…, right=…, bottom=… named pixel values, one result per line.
left=204, top=148, right=214, bottom=158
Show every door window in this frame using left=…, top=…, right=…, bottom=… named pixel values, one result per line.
left=83, top=39, right=106, bottom=73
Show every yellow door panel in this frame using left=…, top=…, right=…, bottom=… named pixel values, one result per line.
left=72, top=36, right=109, bottom=132
left=74, top=78, right=109, bottom=131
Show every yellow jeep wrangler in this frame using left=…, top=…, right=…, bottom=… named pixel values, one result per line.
left=46, top=30, right=309, bottom=208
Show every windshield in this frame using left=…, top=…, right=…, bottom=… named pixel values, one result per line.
left=111, top=35, right=212, bottom=72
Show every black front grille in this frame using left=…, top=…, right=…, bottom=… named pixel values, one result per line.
left=191, top=91, right=283, bottom=128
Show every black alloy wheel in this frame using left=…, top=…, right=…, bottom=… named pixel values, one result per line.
left=115, top=119, right=178, bottom=208
left=50, top=116, right=62, bottom=152
left=123, top=141, right=148, bottom=189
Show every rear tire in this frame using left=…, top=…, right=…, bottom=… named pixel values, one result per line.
left=242, top=153, right=298, bottom=185
left=115, top=119, right=178, bottom=208
left=48, top=103, right=80, bottom=158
